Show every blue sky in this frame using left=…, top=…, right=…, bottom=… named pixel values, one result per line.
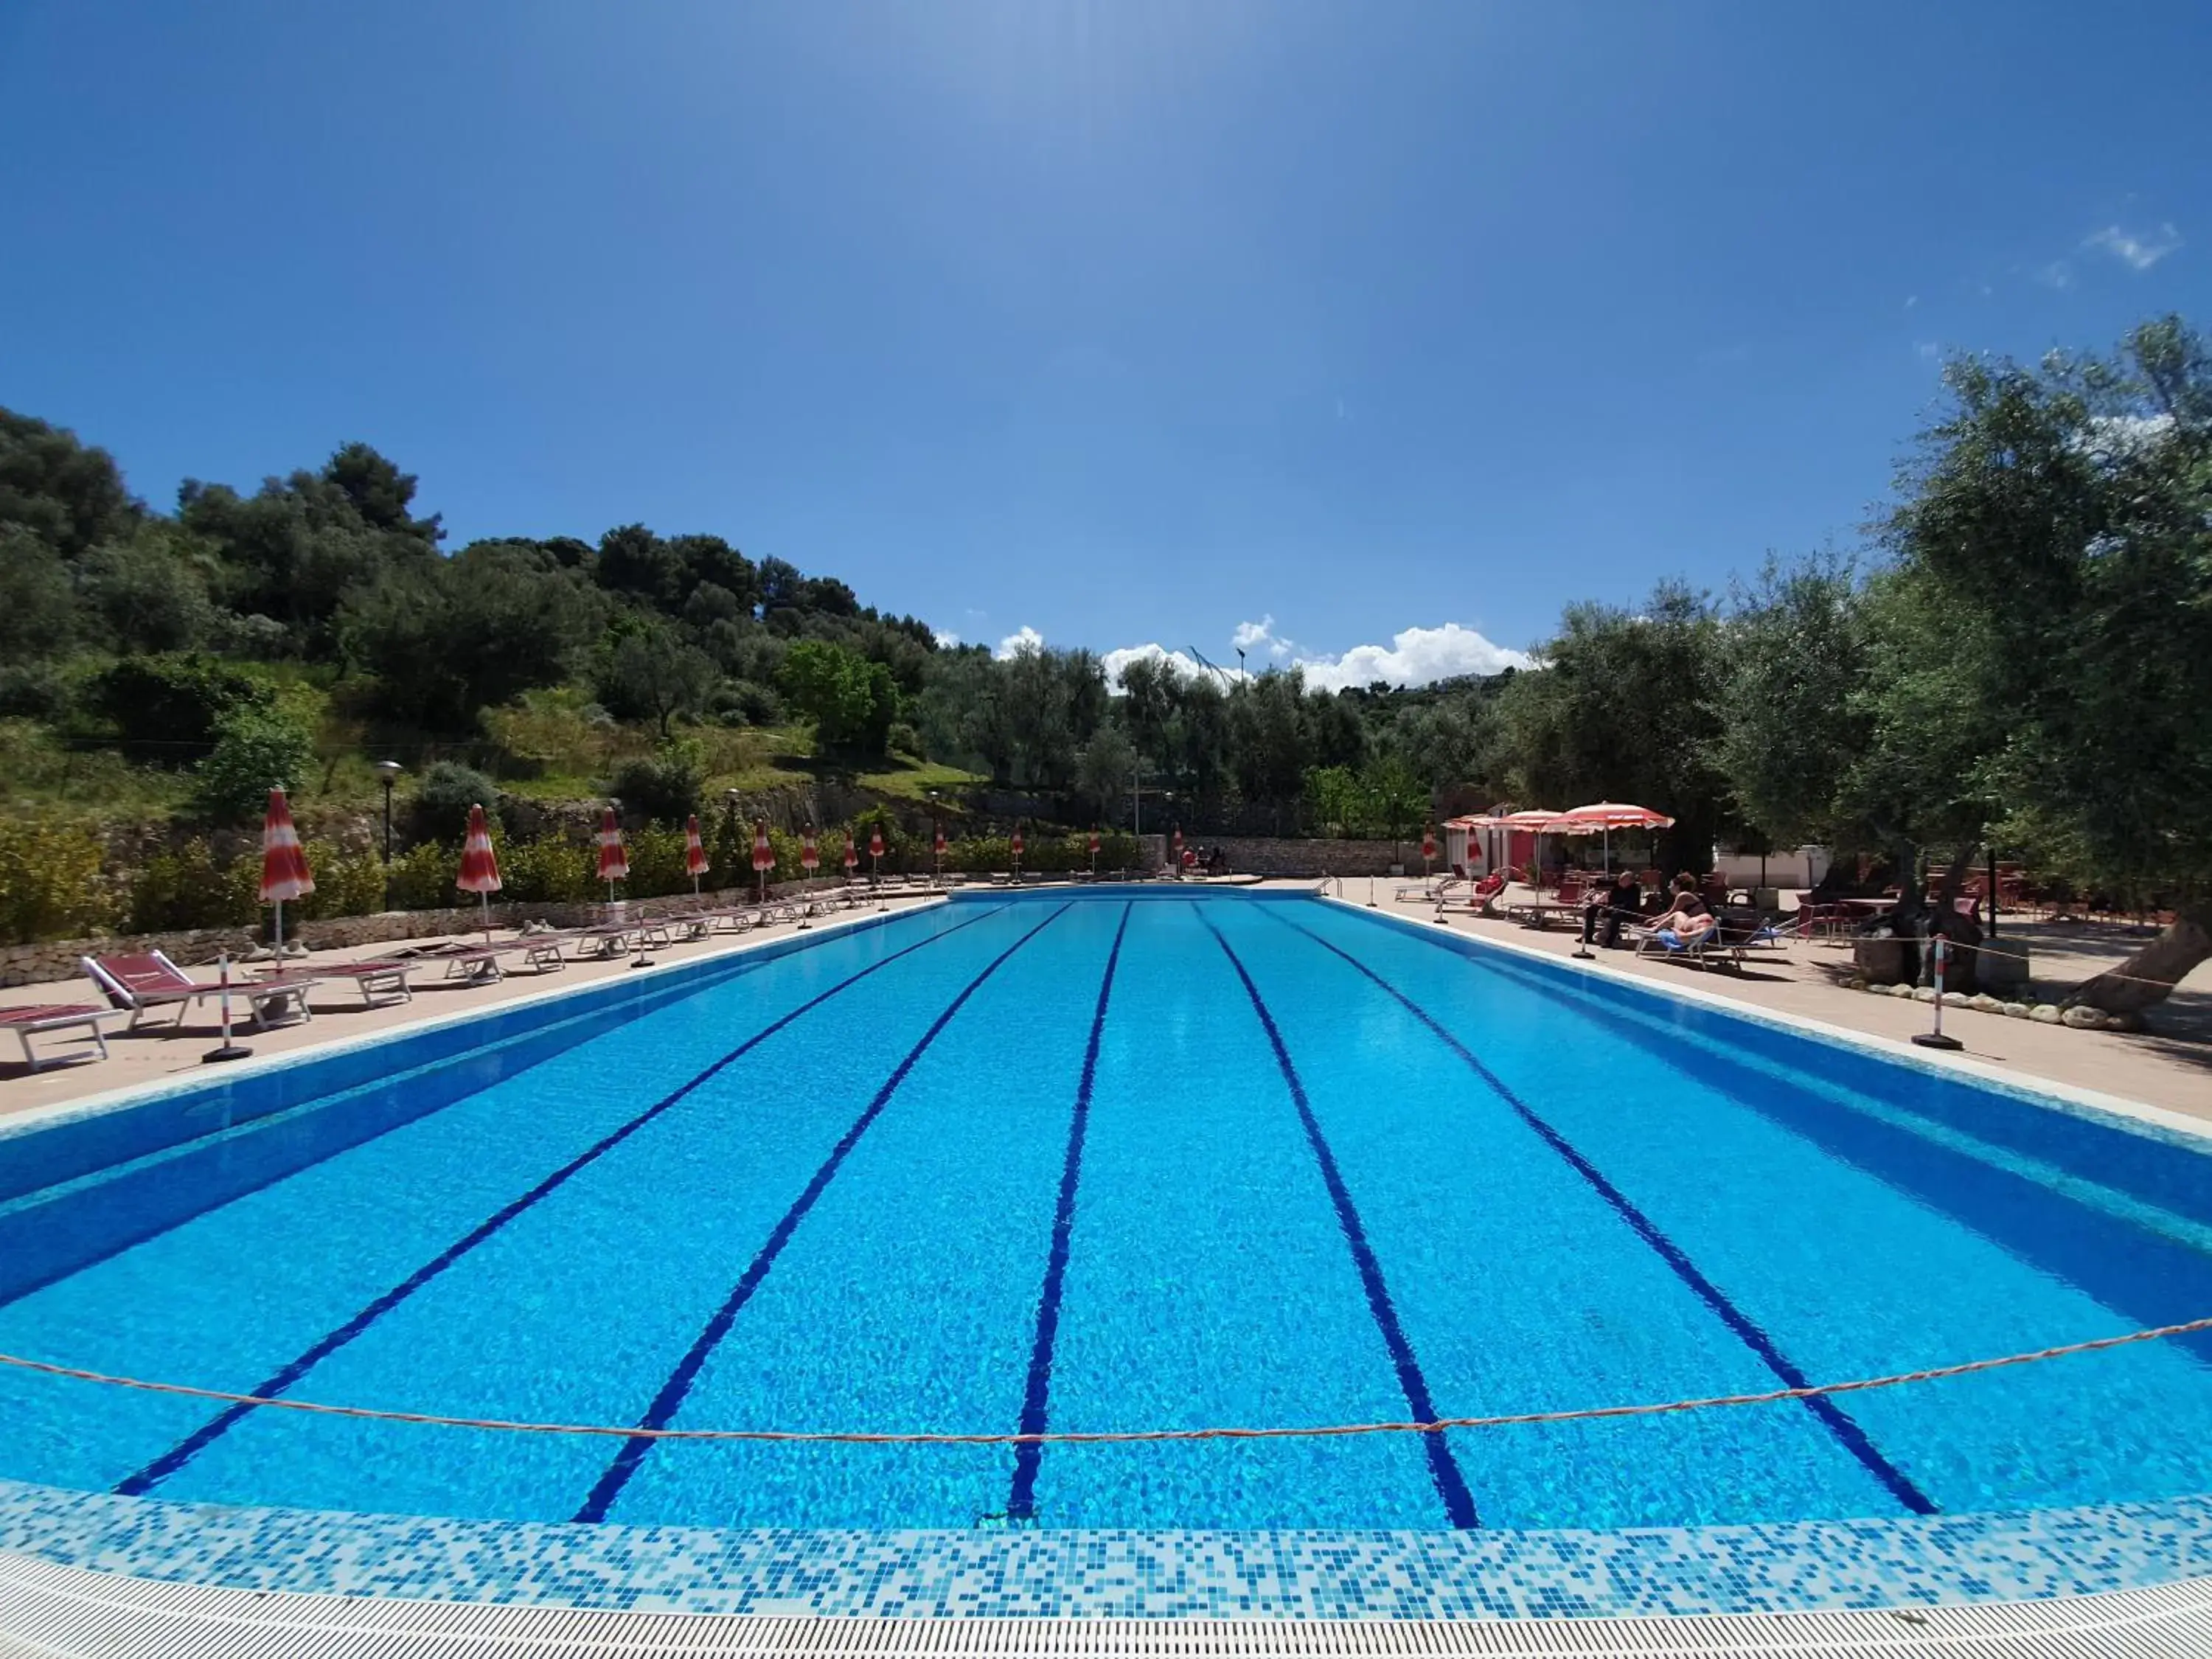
left=3, top=1, right=2204, bottom=688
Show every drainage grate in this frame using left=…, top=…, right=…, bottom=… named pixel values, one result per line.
left=2, top=1551, right=2210, bottom=1658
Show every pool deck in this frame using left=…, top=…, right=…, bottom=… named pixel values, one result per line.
left=1340, top=878, right=2212, bottom=1130
left=7, top=878, right=2207, bottom=1130
left=0, top=892, right=945, bottom=1126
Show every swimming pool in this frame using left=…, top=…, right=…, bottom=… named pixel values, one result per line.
left=2, top=890, right=2210, bottom=1542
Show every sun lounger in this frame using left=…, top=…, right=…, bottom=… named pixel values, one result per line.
left=1630, top=911, right=1786, bottom=973
left=1, top=1004, right=114, bottom=1071
left=295, top=959, right=414, bottom=1007
left=83, top=951, right=319, bottom=1033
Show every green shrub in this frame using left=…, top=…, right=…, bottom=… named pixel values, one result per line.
left=622, top=823, right=694, bottom=897
left=0, top=819, right=116, bottom=943
left=297, top=842, right=389, bottom=920
left=125, top=841, right=259, bottom=933
left=609, top=740, right=703, bottom=826
left=501, top=835, right=591, bottom=905
left=91, top=654, right=272, bottom=763
left=191, top=708, right=317, bottom=824
left=382, top=840, right=456, bottom=912
left=411, top=760, right=500, bottom=845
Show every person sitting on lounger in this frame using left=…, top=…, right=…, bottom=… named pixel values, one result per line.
left=1581, top=869, right=1643, bottom=949
left=1646, top=874, right=1717, bottom=944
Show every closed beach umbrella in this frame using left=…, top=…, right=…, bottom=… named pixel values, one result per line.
left=1088, top=829, right=1100, bottom=874
left=1421, top=825, right=1437, bottom=876
left=596, top=807, right=629, bottom=903
left=933, top=821, right=947, bottom=881
left=259, top=787, right=315, bottom=959
left=456, top=803, right=502, bottom=942
left=750, top=818, right=773, bottom=904
left=1170, top=822, right=1183, bottom=878
left=869, top=824, right=885, bottom=886
left=801, top=825, right=820, bottom=875
left=684, top=815, right=710, bottom=895
left=843, top=831, right=859, bottom=876
left=1011, top=825, right=1025, bottom=880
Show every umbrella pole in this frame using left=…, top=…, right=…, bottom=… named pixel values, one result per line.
left=272, top=899, right=283, bottom=961
left=480, top=888, right=492, bottom=945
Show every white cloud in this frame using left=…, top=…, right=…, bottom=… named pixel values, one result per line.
left=2085, top=223, right=2182, bottom=271
left=1231, top=615, right=1293, bottom=661
left=1290, top=622, right=1532, bottom=692
left=2034, top=260, right=2075, bottom=291
left=932, top=628, right=961, bottom=649
left=1916, top=340, right=1942, bottom=361
left=1905, top=294, right=1919, bottom=309
left=1100, top=641, right=1207, bottom=688
left=994, top=625, right=1046, bottom=660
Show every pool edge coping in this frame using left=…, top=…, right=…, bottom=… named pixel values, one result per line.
left=1326, top=894, right=2212, bottom=1149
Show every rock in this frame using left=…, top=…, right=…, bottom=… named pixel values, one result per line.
left=2060, top=1005, right=2106, bottom=1029
left=2107, top=1009, right=2145, bottom=1034
left=1841, top=977, right=1868, bottom=992
left=2029, top=1004, right=2062, bottom=1023
left=1969, top=994, right=2003, bottom=1014
left=2003, top=1002, right=2030, bottom=1018
left=1912, top=986, right=1939, bottom=1004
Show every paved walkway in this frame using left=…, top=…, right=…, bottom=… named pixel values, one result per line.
left=4, top=880, right=2207, bottom=1130
left=1338, top=876, right=2212, bottom=1125
left=0, top=895, right=942, bottom=1124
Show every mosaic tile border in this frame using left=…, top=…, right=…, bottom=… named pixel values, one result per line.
left=1, top=1478, right=2209, bottom=1620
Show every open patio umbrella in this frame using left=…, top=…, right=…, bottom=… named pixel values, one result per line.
left=1498, top=809, right=1566, bottom=886
left=596, top=807, right=629, bottom=905
left=1551, top=801, right=1674, bottom=874
left=684, top=815, right=710, bottom=899
left=456, top=803, right=502, bottom=942
left=750, top=818, right=773, bottom=905
left=259, top=787, right=314, bottom=959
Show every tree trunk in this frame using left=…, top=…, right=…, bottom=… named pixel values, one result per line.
left=2064, top=903, right=2212, bottom=1015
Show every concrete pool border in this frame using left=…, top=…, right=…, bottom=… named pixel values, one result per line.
left=1328, top=891, right=2212, bottom=1150
left=1, top=886, right=2209, bottom=1628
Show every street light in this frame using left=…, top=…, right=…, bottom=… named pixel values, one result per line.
left=928, top=789, right=942, bottom=887
left=374, top=761, right=403, bottom=863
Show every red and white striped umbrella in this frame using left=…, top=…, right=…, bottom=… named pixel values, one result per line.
left=842, top=832, right=859, bottom=872
left=1421, top=827, right=1438, bottom=865
left=1011, top=826, right=1025, bottom=860
left=596, top=807, right=629, bottom=889
left=684, top=815, right=710, bottom=879
left=1551, top=801, right=1673, bottom=874
left=933, top=824, right=947, bottom=858
left=260, top=787, right=314, bottom=903
left=1088, top=830, right=1100, bottom=854
left=456, top=804, right=502, bottom=940
left=260, top=787, right=313, bottom=956
left=801, top=827, right=819, bottom=873
left=868, top=825, right=884, bottom=859
left=457, top=805, right=502, bottom=893
left=751, top=818, right=773, bottom=902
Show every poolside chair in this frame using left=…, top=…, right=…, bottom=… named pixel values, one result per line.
left=291, top=959, right=415, bottom=1008
left=82, top=951, right=319, bottom=1032
left=0, top=1004, right=114, bottom=1071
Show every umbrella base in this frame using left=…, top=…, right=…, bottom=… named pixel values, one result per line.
left=201, top=1043, right=254, bottom=1064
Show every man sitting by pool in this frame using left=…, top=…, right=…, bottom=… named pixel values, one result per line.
left=1580, top=869, right=1643, bottom=949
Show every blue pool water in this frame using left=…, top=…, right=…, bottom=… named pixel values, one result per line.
left=2, top=891, right=2211, bottom=1535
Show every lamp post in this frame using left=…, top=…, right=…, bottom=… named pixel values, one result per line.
left=928, top=789, right=942, bottom=887
left=374, top=761, right=403, bottom=863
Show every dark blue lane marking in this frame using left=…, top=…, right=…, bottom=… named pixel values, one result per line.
left=1261, top=906, right=1938, bottom=1517
left=573, top=902, right=1075, bottom=1524
left=1006, top=901, right=1133, bottom=1521
left=116, top=904, right=1009, bottom=1499
left=1196, top=906, right=1482, bottom=1530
